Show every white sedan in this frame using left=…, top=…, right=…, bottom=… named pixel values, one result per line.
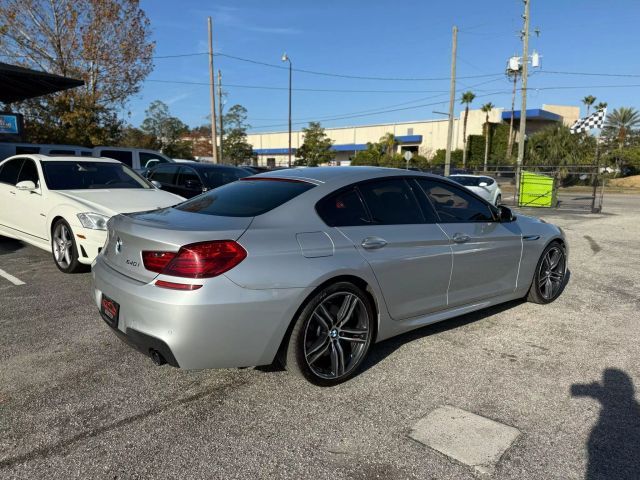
left=449, top=174, right=502, bottom=205
left=0, top=155, right=184, bottom=273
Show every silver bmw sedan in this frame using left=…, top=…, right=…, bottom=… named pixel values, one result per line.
left=92, top=167, right=568, bottom=386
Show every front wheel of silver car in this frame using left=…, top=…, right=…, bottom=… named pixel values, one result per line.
left=527, top=242, right=567, bottom=304
left=284, top=282, right=374, bottom=386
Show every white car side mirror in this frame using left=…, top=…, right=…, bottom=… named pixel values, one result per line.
left=16, top=180, right=37, bottom=191
left=478, top=182, right=488, bottom=187
left=151, top=180, right=162, bottom=189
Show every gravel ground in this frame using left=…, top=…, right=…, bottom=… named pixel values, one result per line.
left=1, top=194, right=639, bottom=479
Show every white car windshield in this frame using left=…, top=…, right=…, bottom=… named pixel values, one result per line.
left=41, top=161, right=152, bottom=190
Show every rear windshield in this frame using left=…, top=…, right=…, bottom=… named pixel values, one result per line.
left=41, top=161, right=151, bottom=190
left=176, top=178, right=314, bottom=217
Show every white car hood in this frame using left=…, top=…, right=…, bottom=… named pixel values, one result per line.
left=56, top=189, right=184, bottom=216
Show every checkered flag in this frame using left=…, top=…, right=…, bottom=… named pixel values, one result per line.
left=570, top=108, right=607, bottom=134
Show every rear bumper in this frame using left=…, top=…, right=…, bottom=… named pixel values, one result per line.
left=91, top=254, right=310, bottom=369
left=105, top=321, right=180, bottom=367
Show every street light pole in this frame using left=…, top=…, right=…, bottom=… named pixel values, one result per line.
left=282, top=53, right=292, bottom=168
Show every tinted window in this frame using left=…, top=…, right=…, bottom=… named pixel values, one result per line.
left=140, top=152, right=168, bottom=168
left=149, top=164, right=179, bottom=184
left=316, top=188, right=370, bottom=227
left=80, top=151, right=94, bottom=157
left=99, top=150, right=133, bottom=166
left=41, top=161, right=150, bottom=190
left=358, top=178, right=423, bottom=225
left=0, top=158, right=23, bottom=185
left=199, top=166, right=248, bottom=188
left=178, top=167, right=201, bottom=188
left=416, top=178, right=495, bottom=223
left=15, top=146, right=40, bottom=155
left=176, top=178, right=314, bottom=217
left=17, top=159, right=40, bottom=186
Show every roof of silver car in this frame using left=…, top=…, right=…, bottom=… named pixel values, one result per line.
left=255, top=166, right=424, bottom=184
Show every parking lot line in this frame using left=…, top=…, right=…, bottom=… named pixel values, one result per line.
left=0, top=268, right=25, bottom=286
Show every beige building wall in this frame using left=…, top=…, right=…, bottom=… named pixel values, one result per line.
left=542, top=104, right=580, bottom=127
left=246, top=105, right=573, bottom=167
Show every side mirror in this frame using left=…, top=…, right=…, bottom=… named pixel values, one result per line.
left=185, top=179, right=203, bottom=190
left=16, top=180, right=37, bottom=191
left=151, top=180, right=162, bottom=189
left=498, top=205, right=515, bottom=222
left=478, top=181, right=488, bottom=187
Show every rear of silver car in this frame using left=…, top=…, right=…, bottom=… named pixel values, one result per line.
left=92, top=208, right=309, bottom=369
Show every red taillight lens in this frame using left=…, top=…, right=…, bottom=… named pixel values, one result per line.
left=144, top=241, right=246, bottom=279
left=142, top=251, right=177, bottom=273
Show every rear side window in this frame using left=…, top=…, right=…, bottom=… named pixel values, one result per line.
left=15, top=146, right=40, bottom=155
left=358, top=178, right=424, bottom=225
left=176, top=178, right=314, bottom=217
left=140, top=152, right=168, bottom=168
left=316, top=188, right=370, bottom=227
left=149, top=165, right=179, bottom=184
left=99, top=150, right=133, bottom=167
left=0, top=158, right=24, bottom=185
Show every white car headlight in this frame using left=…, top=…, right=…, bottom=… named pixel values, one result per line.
left=77, top=213, right=109, bottom=230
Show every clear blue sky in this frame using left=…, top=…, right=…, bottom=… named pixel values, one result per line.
left=129, top=0, right=640, bottom=132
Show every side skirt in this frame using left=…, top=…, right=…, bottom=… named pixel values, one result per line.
left=375, top=291, right=524, bottom=343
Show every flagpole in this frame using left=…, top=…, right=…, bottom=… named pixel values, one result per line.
left=591, top=134, right=600, bottom=213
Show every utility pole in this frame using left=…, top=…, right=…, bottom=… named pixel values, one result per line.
left=515, top=0, right=530, bottom=204
left=207, top=16, right=218, bottom=164
left=444, top=25, right=458, bottom=177
left=217, top=69, right=224, bottom=163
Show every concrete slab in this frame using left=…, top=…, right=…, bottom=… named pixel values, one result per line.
left=409, top=405, right=520, bottom=475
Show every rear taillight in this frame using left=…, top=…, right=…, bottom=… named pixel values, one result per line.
left=142, top=251, right=177, bottom=273
left=142, top=241, right=246, bottom=279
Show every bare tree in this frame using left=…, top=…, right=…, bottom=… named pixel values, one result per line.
left=0, top=0, right=154, bottom=145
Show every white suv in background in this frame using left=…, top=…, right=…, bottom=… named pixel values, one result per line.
left=0, top=143, right=93, bottom=161
left=92, top=147, right=175, bottom=172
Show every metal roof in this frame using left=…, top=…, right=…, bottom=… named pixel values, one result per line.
left=0, top=62, right=84, bottom=103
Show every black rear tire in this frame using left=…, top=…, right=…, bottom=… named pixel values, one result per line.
left=284, top=281, right=375, bottom=386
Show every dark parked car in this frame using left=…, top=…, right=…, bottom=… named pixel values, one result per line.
left=146, top=163, right=249, bottom=198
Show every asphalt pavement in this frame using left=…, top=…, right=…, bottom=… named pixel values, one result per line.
left=1, top=194, right=639, bottom=479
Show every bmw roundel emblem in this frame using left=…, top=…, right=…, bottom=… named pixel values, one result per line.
left=115, top=237, right=123, bottom=255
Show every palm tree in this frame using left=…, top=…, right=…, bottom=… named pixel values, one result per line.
left=379, top=133, right=396, bottom=158
left=604, top=107, right=640, bottom=150
left=481, top=102, right=494, bottom=172
left=505, top=70, right=520, bottom=160
left=582, top=95, right=597, bottom=115
left=460, top=91, right=476, bottom=167
left=595, top=101, right=608, bottom=112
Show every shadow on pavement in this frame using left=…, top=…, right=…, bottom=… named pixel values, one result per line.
left=361, top=298, right=526, bottom=373
left=571, top=369, right=640, bottom=479
left=0, top=236, right=25, bottom=255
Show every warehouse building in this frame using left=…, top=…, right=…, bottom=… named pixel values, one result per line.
left=247, top=104, right=579, bottom=167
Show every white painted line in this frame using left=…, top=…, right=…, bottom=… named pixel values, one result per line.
left=0, top=268, right=25, bottom=286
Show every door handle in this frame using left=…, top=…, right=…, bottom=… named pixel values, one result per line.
left=361, top=237, right=387, bottom=250
left=452, top=233, right=471, bottom=243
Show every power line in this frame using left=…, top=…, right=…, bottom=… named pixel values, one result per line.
left=540, top=70, right=640, bottom=79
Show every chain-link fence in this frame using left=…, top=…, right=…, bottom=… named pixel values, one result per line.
left=471, top=165, right=605, bottom=213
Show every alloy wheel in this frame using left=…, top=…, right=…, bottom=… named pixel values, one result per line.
left=537, top=246, right=566, bottom=300
left=53, top=223, right=73, bottom=269
left=303, top=292, right=371, bottom=380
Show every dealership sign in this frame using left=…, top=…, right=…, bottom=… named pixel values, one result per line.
left=0, top=114, right=20, bottom=135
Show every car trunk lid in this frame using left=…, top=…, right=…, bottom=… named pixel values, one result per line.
left=102, top=207, right=253, bottom=283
